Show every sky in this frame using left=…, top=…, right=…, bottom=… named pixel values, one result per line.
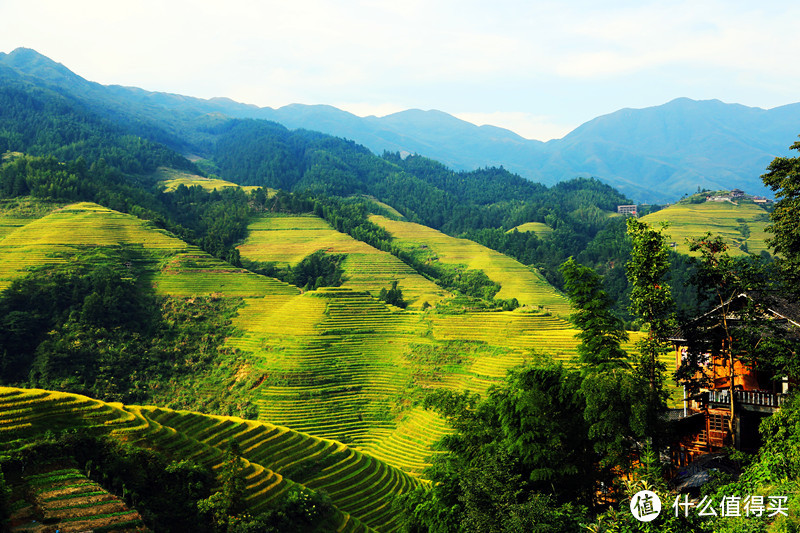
left=1, top=0, right=798, bottom=141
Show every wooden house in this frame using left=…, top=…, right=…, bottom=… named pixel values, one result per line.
left=668, top=292, right=798, bottom=468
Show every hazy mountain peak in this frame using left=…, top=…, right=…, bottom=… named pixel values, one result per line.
left=1, top=47, right=82, bottom=84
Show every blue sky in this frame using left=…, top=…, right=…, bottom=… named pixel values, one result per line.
left=1, top=0, right=798, bottom=140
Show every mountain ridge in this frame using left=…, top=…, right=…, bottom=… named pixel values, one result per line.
left=1, top=47, right=797, bottom=202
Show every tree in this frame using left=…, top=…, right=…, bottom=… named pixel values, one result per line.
left=198, top=445, right=247, bottom=531
left=0, top=467, right=10, bottom=524
left=379, top=280, right=407, bottom=308
left=625, top=218, right=675, bottom=446
left=397, top=364, right=592, bottom=532
left=761, top=136, right=800, bottom=286
left=559, top=257, right=629, bottom=372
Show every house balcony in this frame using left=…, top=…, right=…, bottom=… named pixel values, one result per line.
left=705, top=389, right=785, bottom=412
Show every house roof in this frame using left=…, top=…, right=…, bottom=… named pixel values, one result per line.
left=670, top=291, right=800, bottom=343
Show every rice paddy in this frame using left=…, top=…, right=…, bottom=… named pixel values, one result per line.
left=237, top=214, right=447, bottom=307
left=507, top=221, right=553, bottom=236
left=0, top=194, right=686, bottom=518
left=640, top=201, right=772, bottom=256
left=0, top=201, right=299, bottom=300
left=154, top=167, right=265, bottom=193
left=370, top=214, right=572, bottom=315
left=7, top=465, right=147, bottom=533
left=0, top=386, right=412, bottom=532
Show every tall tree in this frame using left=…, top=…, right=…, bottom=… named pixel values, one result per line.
left=761, top=136, right=800, bottom=286
left=560, top=258, right=644, bottom=484
left=559, top=257, right=629, bottom=372
left=625, top=218, right=675, bottom=446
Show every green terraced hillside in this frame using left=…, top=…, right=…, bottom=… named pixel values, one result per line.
left=370, top=214, right=572, bottom=315
left=237, top=213, right=448, bottom=307
left=507, top=221, right=553, bottom=236
left=640, top=200, right=771, bottom=256
left=0, top=386, right=428, bottom=532
left=0, top=197, right=64, bottom=240
left=0, top=201, right=298, bottom=299
left=154, top=167, right=265, bottom=193
left=0, top=198, right=679, bottom=490
left=8, top=464, right=147, bottom=532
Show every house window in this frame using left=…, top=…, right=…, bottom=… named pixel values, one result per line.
left=709, top=414, right=725, bottom=432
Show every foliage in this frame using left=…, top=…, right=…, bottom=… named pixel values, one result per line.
left=291, top=250, right=346, bottom=290
left=761, top=137, right=800, bottom=286
left=0, top=247, right=255, bottom=416
left=379, top=280, right=407, bottom=308
left=0, top=466, right=9, bottom=525
left=244, top=250, right=346, bottom=290
left=625, top=218, right=675, bottom=445
left=198, top=446, right=248, bottom=531
left=398, top=363, right=593, bottom=532
left=0, top=81, right=192, bottom=175
left=225, top=487, right=336, bottom=533
left=560, top=257, right=629, bottom=372
left=581, top=369, right=651, bottom=476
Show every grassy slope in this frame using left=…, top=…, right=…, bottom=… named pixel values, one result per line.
left=640, top=200, right=771, bottom=256
left=237, top=213, right=447, bottom=307
left=370, top=214, right=572, bottom=315
left=507, top=221, right=553, bottom=236
left=153, top=167, right=266, bottom=193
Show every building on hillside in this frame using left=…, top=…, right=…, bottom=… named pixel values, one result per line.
left=752, top=196, right=772, bottom=205
left=667, top=292, right=799, bottom=469
left=730, top=188, right=745, bottom=198
left=617, top=205, right=638, bottom=217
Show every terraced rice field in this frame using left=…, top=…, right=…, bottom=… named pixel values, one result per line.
left=370, top=214, right=572, bottom=315
left=237, top=214, right=447, bottom=307
left=230, top=289, right=422, bottom=441
left=0, top=202, right=188, bottom=290
left=0, top=198, right=63, bottom=240
left=152, top=250, right=299, bottom=298
left=358, top=196, right=405, bottom=219
left=8, top=465, right=147, bottom=532
left=507, top=221, right=553, bottom=236
left=154, top=167, right=265, bottom=193
left=640, top=201, right=771, bottom=256
left=0, top=386, right=427, bottom=533
left=0, top=197, right=676, bottom=497
left=226, top=284, right=616, bottom=475
left=0, top=201, right=299, bottom=299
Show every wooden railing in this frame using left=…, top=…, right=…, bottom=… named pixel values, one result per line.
left=706, top=389, right=785, bottom=408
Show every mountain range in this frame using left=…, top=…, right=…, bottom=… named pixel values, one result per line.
left=1, top=47, right=798, bottom=202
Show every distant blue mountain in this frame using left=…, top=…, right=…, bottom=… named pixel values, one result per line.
left=2, top=48, right=797, bottom=203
